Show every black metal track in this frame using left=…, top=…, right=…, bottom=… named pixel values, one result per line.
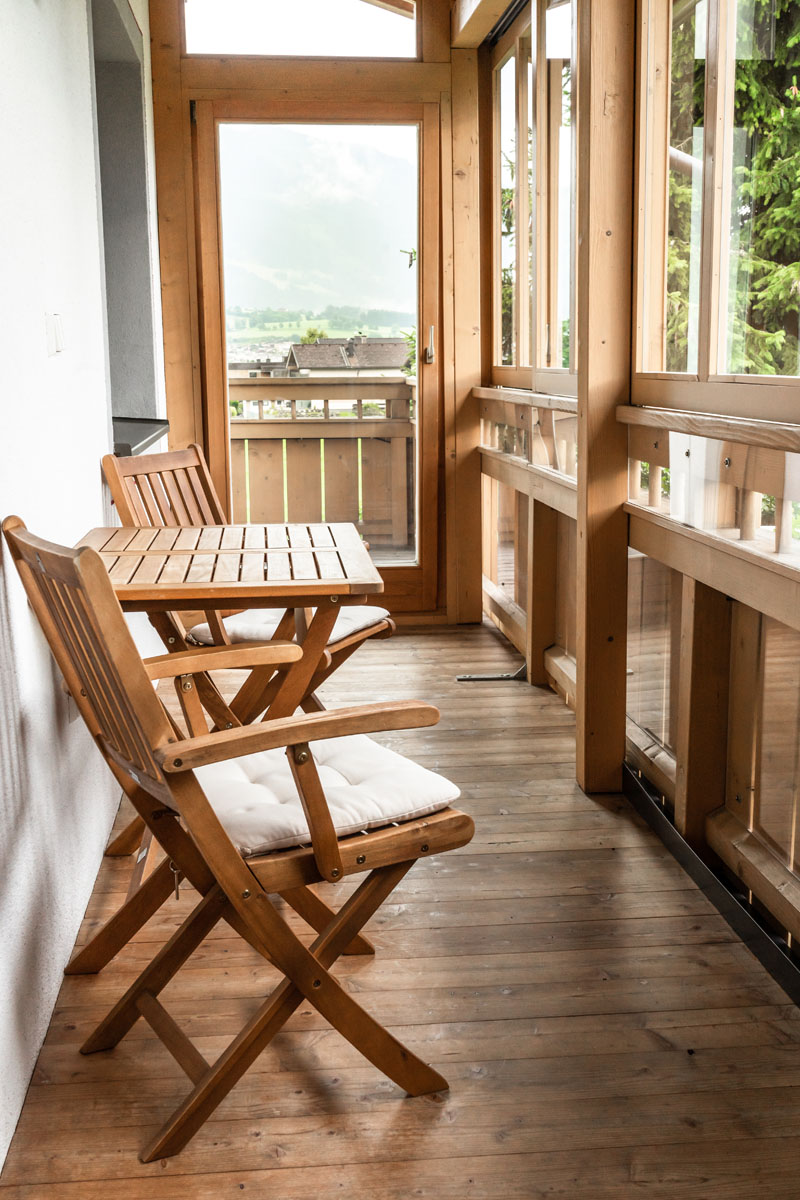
left=623, top=764, right=800, bottom=1008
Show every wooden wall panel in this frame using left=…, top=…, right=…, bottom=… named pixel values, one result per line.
left=149, top=0, right=203, bottom=450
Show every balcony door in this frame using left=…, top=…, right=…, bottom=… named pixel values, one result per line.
left=193, top=100, right=440, bottom=611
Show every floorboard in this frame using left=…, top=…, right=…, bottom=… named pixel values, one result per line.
left=3, top=621, right=800, bottom=1197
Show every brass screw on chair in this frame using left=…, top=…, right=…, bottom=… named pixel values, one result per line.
left=356, top=854, right=366, bottom=865
left=295, top=746, right=310, bottom=764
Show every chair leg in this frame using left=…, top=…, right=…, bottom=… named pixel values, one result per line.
left=82, top=886, right=230, bottom=1053
left=279, top=884, right=375, bottom=955
left=66, top=856, right=177, bottom=976
left=105, top=813, right=146, bottom=857
left=140, top=862, right=446, bottom=1162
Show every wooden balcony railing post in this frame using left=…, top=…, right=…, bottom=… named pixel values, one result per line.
left=227, top=377, right=415, bottom=549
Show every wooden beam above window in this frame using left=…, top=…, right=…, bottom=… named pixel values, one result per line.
left=451, top=0, right=512, bottom=48
left=359, top=0, right=415, bottom=17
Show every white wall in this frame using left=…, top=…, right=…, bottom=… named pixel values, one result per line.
left=0, top=0, right=162, bottom=1166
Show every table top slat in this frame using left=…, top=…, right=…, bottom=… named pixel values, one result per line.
left=328, top=523, right=365, bottom=550
left=108, top=554, right=142, bottom=584
left=81, top=528, right=114, bottom=551
left=159, top=553, right=192, bottom=584
left=243, top=526, right=266, bottom=549
left=105, top=528, right=138, bottom=553
left=240, top=552, right=267, bottom=581
left=131, top=554, right=168, bottom=585
left=221, top=525, right=246, bottom=550
left=289, top=550, right=317, bottom=580
left=152, top=528, right=180, bottom=551
left=308, top=524, right=335, bottom=548
left=288, top=526, right=312, bottom=548
left=314, top=551, right=347, bottom=580
left=78, top=524, right=383, bottom=605
left=186, top=553, right=216, bottom=583
left=213, top=552, right=242, bottom=582
left=198, top=527, right=223, bottom=551
left=266, top=550, right=291, bottom=580
left=175, top=528, right=201, bottom=551
left=128, top=529, right=159, bottom=552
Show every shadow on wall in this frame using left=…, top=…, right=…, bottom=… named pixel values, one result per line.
left=0, top=550, right=117, bottom=1162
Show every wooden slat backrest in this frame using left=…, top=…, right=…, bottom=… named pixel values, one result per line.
left=102, top=444, right=225, bottom=529
left=2, top=518, right=175, bottom=800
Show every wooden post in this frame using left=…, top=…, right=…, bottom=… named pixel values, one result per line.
left=575, top=0, right=636, bottom=792
left=148, top=0, right=203, bottom=449
left=444, top=49, right=483, bottom=622
left=526, top=499, right=558, bottom=685
left=674, top=579, right=733, bottom=849
left=725, top=602, right=762, bottom=829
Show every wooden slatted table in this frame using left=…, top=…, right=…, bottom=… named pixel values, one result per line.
left=78, top=522, right=384, bottom=612
left=79, top=522, right=385, bottom=723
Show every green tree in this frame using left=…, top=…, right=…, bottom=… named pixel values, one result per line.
left=401, top=327, right=416, bottom=376
left=667, top=0, right=800, bottom=375
left=300, top=326, right=327, bottom=343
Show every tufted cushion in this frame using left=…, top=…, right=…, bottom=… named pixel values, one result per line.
left=189, top=605, right=390, bottom=648
left=195, top=733, right=460, bottom=858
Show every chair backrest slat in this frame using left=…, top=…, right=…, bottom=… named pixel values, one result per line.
left=2, top=518, right=175, bottom=798
left=103, top=445, right=226, bottom=530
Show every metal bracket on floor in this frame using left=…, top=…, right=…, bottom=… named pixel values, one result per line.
left=456, top=663, right=527, bottom=683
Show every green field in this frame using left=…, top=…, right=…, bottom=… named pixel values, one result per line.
left=225, top=319, right=412, bottom=346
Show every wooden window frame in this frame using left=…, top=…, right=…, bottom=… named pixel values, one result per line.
left=633, top=0, right=800, bottom=422
left=488, top=10, right=534, bottom=389
left=486, top=0, right=578, bottom=397
left=532, top=0, right=577, bottom=398
left=193, top=98, right=441, bottom=614
left=148, top=0, right=464, bottom=617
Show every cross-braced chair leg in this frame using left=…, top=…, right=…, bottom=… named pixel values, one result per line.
left=83, top=861, right=444, bottom=1162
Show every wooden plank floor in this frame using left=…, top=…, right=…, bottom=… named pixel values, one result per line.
left=4, top=622, right=800, bottom=1197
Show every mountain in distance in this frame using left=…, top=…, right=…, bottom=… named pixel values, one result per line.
left=218, top=123, right=419, bottom=315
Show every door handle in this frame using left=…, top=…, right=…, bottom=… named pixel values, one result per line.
left=423, top=325, right=435, bottom=364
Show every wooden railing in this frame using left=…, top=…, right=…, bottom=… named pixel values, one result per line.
left=620, top=404, right=800, bottom=558
left=229, top=376, right=415, bottom=552
left=618, top=402, right=800, bottom=953
left=477, top=386, right=578, bottom=695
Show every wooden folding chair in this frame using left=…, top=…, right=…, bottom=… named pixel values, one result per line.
left=101, top=444, right=395, bottom=856
left=2, top=517, right=474, bottom=1162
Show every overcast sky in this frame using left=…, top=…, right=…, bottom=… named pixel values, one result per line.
left=185, top=0, right=416, bottom=58
left=218, top=123, right=419, bottom=315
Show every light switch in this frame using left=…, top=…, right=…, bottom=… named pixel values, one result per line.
left=45, top=312, right=65, bottom=356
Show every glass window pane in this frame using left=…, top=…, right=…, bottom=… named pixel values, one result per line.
left=185, top=0, right=417, bottom=58
left=755, top=617, right=800, bottom=869
left=666, top=0, right=706, bottom=371
left=482, top=478, right=528, bottom=614
left=540, top=2, right=574, bottom=372
left=219, top=123, right=419, bottom=565
left=499, top=56, right=517, bottom=366
left=628, top=430, right=800, bottom=559
left=555, top=63, right=572, bottom=368
left=627, top=554, right=681, bottom=754
left=719, top=0, right=800, bottom=376
left=641, top=0, right=706, bottom=372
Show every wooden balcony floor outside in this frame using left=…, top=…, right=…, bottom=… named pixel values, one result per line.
left=4, top=623, right=800, bottom=1197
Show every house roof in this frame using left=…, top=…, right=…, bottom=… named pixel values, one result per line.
left=287, top=337, right=409, bottom=371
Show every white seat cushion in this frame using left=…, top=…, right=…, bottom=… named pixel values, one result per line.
left=195, top=733, right=460, bottom=858
left=189, top=605, right=390, bottom=647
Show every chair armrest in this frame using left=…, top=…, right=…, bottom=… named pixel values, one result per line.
left=155, top=700, right=440, bottom=772
left=144, top=642, right=302, bottom=680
